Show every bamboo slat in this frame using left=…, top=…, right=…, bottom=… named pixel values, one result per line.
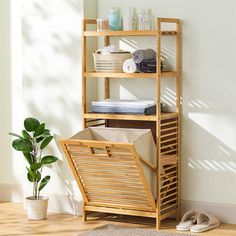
left=161, top=203, right=178, bottom=212
left=161, top=180, right=178, bottom=190
left=83, top=30, right=177, bottom=37
left=160, top=197, right=178, bottom=206
left=84, top=71, right=177, bottom=78
left=85, top=205, right=158, bottom=218
left=160, top=191, right=177, bottom=201
left=160, top=209, right=178, bottom=220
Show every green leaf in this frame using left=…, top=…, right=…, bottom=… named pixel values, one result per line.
left=35, top=171, right=41, bottom=182
left=41, top=155, right=58, bottom=164
left=30, top=162, right=42, bottom=171
left=36, top=137, right=44, bottom=143
left=27, top=172, right=34, bottom=182
left=9, top=132, right=23, bottom=139
left=39, top=176, right=50, bottom=191
left=40, top=136, right=53, bottom=150
left=26, top=167, right=35, bottom=182
left=26, top=167, right=41, bottom=183
left=22, top=130, right=31, bottom=140
left=23, top=152, right=33, bottom=164
left=42, top=129, right=51, bottom=138
left=33, top=123, right=45, bottom=137
left=24, top=117, right=40, bottom=132
left=12, top=139, right=32, bottom=152
left=27, top=167, right=41, bottom=183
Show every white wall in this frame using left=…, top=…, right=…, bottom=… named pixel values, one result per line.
left=0, top=0, right=97, bottom=214
left=97, top=0, right=236, bottom=208
left=0, top=0, right=16, bottom=184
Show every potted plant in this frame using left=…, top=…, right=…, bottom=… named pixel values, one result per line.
left=9, top=117, right=58, bottom=220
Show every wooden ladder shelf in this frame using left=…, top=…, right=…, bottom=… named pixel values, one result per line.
left=61, top=17, right=181, bottom=229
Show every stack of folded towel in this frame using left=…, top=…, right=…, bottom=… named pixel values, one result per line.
left=91, top=99, right=164, bottom=115
left=123, top=49, right=164, bottom=73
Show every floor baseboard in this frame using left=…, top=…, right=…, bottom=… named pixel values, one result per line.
left=0, top=183, right=82, bottom=215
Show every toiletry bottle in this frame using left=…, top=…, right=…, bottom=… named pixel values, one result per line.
left=137, top=8, right=151, bottom=30
left=108, top=7, right=122, bottom=31
left=123, top=6, right=135, bottom=31
left=144, top=9, right=151, bottom=30
left=137, top=8, right=146, bottom=30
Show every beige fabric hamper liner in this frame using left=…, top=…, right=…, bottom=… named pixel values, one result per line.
left=70, top=127, right=157, bottom=198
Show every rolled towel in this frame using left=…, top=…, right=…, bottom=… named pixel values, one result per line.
left=137, top=59, right=164, bottom=73
left=132, top=49, right=156, bottom=63
left=123, top=58, right=138, bottom=73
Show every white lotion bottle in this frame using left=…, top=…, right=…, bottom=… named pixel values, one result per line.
left=123, top=6, right=135, bottom=31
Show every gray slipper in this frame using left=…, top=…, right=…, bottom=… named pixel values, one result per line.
left=190, top=212, right=220, bottom=233
left=176, top=209, right=198, bottom=231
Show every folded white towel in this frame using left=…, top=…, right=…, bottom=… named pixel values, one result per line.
left=123, top=58, right=138, bottom=73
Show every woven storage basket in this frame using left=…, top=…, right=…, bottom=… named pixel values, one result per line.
left=93, top=50, right=131, bottom=72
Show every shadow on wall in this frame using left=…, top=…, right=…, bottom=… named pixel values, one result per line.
left=182, top=92, right=236, bottom=203
left=21, top=0, right=84, bottom=211
left=22, top=0, right=83, bottom=134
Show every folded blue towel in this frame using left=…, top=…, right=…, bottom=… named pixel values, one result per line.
left=136, top=59, right=164, bottom=73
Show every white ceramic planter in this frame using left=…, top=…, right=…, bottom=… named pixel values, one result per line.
left=25, top=196, right=49, bottom=220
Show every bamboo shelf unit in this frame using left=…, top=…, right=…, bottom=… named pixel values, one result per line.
left=62, top=18, right=181, bottom=229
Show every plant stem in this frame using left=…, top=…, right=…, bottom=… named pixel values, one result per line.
left=33, top=182, right=37, bottom=199
left=36, top=183, right=38, bottom=200
left=33, top=183, right=35, bottom=199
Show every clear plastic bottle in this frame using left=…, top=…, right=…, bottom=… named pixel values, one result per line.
left=123, top=6, right=135, bottom=31
left=144, top=9, right=151, bottom=30
left=137, top=8, right=151, bottom=30
left=137, top=8, right=145, bottom=30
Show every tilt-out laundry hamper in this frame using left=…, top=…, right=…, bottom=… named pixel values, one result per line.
left=60, top=127, right=178, bottom=228
left=60, top=127, right=157, bottom=214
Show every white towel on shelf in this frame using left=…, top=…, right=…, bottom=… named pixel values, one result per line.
left=122, top=58, right=138, bottom=73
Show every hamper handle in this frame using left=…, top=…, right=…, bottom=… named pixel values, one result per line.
left=88, top=146, right=111, bottom=158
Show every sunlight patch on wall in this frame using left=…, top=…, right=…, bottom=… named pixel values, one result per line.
left=188, top=158, right=236, bottom=174
left=188, top=112, right=236, bottom=152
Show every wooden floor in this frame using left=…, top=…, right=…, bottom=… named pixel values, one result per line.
left=0, top=202, right=236, bottom=236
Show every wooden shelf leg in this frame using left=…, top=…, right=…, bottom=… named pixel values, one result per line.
left=177, top=206, right=181, bottom=221
left=82, top=202, right=87, bottom=222
left=156, top=217, right=161, bottom=230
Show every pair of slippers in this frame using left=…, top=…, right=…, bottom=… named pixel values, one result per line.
left=176, top=210, right=220, bottom=233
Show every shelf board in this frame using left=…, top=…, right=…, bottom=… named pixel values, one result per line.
left=84, top=71, right=177, bottom=78
left=84, top=112, right=178, bottom=121
left=83, top=30, right=177, bottom=37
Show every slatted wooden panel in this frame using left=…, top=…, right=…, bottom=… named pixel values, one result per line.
left=159, top=116, right=179, bottom=219
left=60, top=140, right=156, bottom=212
left=85, top=118, right=106, bottom=128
